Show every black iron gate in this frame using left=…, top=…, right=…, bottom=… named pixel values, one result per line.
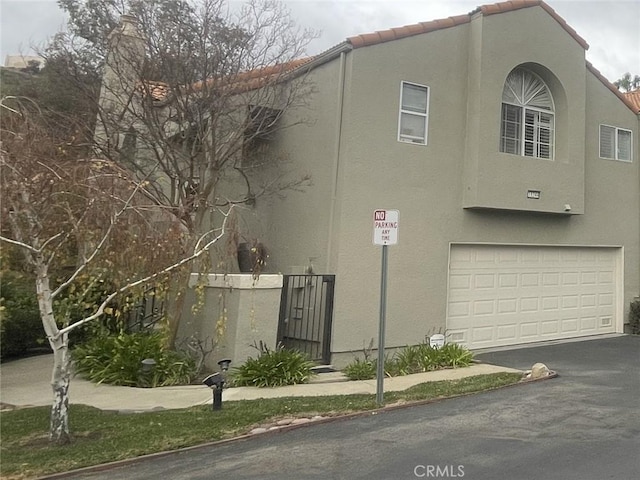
left=277, top=275, right=335, bottom=364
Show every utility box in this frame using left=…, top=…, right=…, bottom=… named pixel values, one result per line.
left=430, top=334, right=445, bottom=349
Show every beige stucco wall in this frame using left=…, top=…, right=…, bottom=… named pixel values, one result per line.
left=463, top=8, right=586, bottom=214
left=236, top=6, right=639, bottom=366
left=248, top=58, right=346, bottom=274
left=178, top=274, right=282, bottom=370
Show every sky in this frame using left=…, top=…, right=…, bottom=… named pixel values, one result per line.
left=1, top=0, right=638, bottom=83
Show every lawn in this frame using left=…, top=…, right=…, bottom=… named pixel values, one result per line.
left=0, top=372, right=523, bottom=479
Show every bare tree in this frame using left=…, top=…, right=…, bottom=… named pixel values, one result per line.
left=50, top=0, right=316, bottom=346
left=0, top=96, right=233, bottom=443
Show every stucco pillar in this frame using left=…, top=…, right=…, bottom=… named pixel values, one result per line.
left=182, top=274, right=283, bottom=370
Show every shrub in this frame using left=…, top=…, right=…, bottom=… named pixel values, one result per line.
left=415, top=343, right=448, bottom=371
left=231, top=343, right=315, bottom=387
left=342, top=341, right=474, bottom=381
left=630, top=300, right=640, bottom=334
left=438, top=342, right=474, bottom=368
left=343, top=358, right=377, bottom=380
left=72, top=330, right=196, bottom=387
left=0, top=272, right=45, bottom=359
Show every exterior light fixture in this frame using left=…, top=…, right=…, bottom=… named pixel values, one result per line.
left=203, top=359, right=232, bottom=410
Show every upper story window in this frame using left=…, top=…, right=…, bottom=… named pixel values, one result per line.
left=398, top=81, right=429, bottom=145
left=500, top=68, right=555, bottom=159
left=599, top=125, right=632, bottom=162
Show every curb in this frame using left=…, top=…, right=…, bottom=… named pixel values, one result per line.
left=35, top=372, right=556, bottom=480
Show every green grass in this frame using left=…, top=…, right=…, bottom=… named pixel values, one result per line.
left=0, top=372, right=523, bottom=479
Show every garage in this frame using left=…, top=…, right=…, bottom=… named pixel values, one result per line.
left=446, top=244, right=622, bottom=349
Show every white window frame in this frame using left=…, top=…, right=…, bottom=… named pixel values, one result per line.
left=398, top=81, right=429, bottom=145
left=599, top=124, right=633, bottom=162
left=499, top=69, right=555, bottom=160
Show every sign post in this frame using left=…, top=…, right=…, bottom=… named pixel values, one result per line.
left=372, top=209, right=399, bottom=406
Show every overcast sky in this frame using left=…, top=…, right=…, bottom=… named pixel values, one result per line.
left=1, top=0, right=638, bottom=82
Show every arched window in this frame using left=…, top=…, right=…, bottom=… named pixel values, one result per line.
left=500, top=68, right=555, bottom=159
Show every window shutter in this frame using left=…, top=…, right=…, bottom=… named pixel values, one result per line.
left=599, top=125, right=615, bottom=159
left=617, top=129, right=631, bottom=161
left=500, top=68, right=554, bottom=159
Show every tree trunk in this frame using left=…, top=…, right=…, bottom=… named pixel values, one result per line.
left=49, top=335, right=71, bottom=445
left=35, top=255, right=72, bottom=444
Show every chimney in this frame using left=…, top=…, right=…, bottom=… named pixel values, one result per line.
left=95, top=14, right=146, bottom=155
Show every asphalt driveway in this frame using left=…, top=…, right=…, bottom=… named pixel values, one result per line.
left=57, top=335, right=640, bottom=480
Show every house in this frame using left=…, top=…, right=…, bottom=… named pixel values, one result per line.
left=3, top=54, right=43, bottom=70
left=242, top=0, right=639, bottom=366
left=100, top=1, right=639, bottom=368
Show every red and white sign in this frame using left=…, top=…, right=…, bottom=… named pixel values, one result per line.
left=373, top=209, right=399, bottom=246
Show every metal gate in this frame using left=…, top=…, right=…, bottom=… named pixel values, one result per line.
left=277, top=275, right=335, bottom=364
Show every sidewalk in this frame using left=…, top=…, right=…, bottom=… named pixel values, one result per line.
left=0, top=354, right=522, bottom=411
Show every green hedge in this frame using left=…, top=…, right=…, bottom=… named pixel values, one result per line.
left=72, top=331, right=196, bottom=387
left=1, top=272, right=45, bottom=358
left=630, top=300, right=640, bottom=334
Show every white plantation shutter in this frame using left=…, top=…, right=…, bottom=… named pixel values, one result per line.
left=600, top=125, right=632, bottom=162
left=500, top=68, right=555, bottom=159
left=600, top=125, right=615, bottom=159
left=503, top=69, right=554, bottom=110
left=618, top=129, right=631, bottom=161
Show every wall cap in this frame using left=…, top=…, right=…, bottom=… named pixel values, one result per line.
left=188, top=273, right=283, bottom=289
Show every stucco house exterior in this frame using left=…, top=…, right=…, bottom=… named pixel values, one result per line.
left=236, top=0, right=640, bottom=366
left=99, top=0, right=639, bottom=368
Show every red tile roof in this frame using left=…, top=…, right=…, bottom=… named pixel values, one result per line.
left=191, top=58, right=312, bottom=95
left=347, top=0, right=588, bottom=50
left=139, top=1, right=638, bottom=115
left=142, top=58, right=312, bottom=103
left=586, top=62, right=640, bottom=114
left=622, top=90, right=640, bottom=114
left=345, top=0, right=640, bottom=114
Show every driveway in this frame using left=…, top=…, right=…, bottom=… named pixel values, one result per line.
left=59, top=335, right=640, bottom=480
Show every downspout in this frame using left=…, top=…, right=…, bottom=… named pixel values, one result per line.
left=325, top=51, right=347, bottom=272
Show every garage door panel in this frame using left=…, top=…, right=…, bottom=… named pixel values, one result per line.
left=498, top=298, right=518, bottom=313
left=497, top=324, right=518, bottom=340
left=447, top=245, right=620, bottom=349
left=580, top=316, right=598, bottom=331
left=542, top=273, right=560, bottom=286
left=542, top=296, right=559, bottom=310
left=540, top=320, right=559, bottom=335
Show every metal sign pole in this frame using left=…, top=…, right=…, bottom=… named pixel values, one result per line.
left=376, top=244, right=388, bottom=406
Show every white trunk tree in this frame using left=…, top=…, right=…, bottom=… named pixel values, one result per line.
left=49, top=0, right=316, bottom=346
left=1, top=96, right=232, bottom=443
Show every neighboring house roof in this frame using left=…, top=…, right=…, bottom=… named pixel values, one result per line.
left=622, top=90, right=640, bottom=114
left=3, top=54, right=44, bottom=69
left=141, top=58, right=311, bottom=103
left=191, top=58, right=312, bottom=95
left=346, top=0, right=588, bottom=51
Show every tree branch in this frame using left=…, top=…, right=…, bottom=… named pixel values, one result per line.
left=0, top=235, right=40, bottom=253
left=55, top=206, right=233, bottom=338
left=51, top=178, right=146, bottom=299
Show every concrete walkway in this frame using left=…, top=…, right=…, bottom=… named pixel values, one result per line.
left=0, top=354, right=522, bottom=411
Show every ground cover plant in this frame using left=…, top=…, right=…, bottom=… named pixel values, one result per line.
left=231, top=342, right=316, bottom=387
left=72, top=331, right=196, bottom=387
left=343, top=341, right=475, bottom=381
left=0, top=372, right=523, bottom=479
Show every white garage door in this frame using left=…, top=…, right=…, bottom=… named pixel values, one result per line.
left=447, top=245, right=621, bottom=349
